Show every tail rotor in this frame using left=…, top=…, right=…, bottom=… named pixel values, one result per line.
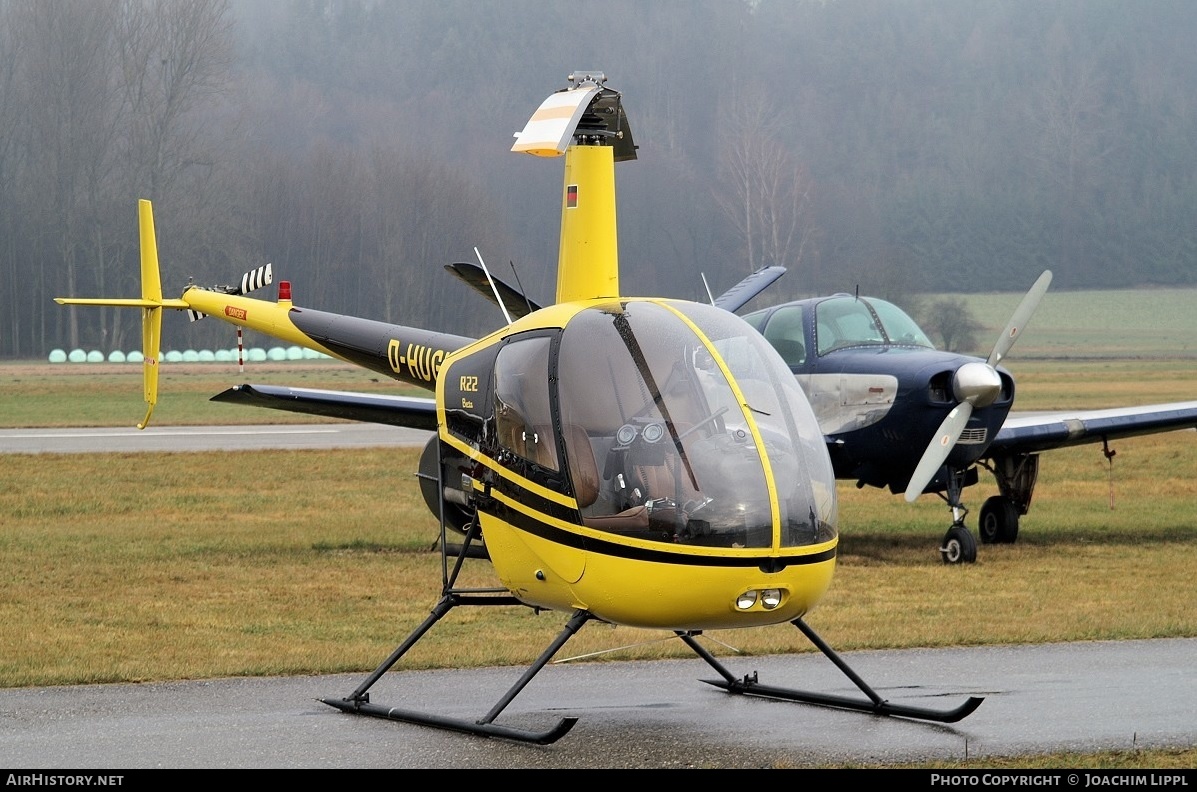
left=186, top=262, right=272, bottom=322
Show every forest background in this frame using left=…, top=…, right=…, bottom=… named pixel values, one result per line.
left=2, top=0, right=1195, bottom=360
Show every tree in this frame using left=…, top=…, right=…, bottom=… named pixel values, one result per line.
left=7, top=0, right=236, bottom=355
left=13, top=0, right=123, bottom=351
left=925, top=296, right=981, bottom=354
left=713, top=84, right=817, bottom=276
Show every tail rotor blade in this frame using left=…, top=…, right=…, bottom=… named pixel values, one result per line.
left=988, top=270, right=1051, bottom=367
left=904, top=402, right=974, bottom=502
left=239, top=262, right=273, bottom=296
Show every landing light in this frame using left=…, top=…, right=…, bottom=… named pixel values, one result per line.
left=736, top=588, right=785, bottom=611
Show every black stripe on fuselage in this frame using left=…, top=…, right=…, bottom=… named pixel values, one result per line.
left=485, top=483, right=836, bottom=569
left=490, top=469, right=577, bottom=525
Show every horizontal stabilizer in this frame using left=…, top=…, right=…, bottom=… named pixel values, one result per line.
left=445, top=261, right=542, bottom=319
left=55, top=297, right=189, bottom=309
left=211, top=384, right=439, bottom=430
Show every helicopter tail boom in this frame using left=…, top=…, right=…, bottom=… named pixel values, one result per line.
left=55, top=199, right=473, bottom=428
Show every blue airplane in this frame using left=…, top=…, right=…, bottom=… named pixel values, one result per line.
left=739, top=271, right=1197, bottom=563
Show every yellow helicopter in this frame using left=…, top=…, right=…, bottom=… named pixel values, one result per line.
left=57, top=72, right=982, bottom=744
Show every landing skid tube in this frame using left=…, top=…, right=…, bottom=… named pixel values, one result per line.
left=689, top=617, right=984, bottom=724
left=320, top=599, right=590, bottom=745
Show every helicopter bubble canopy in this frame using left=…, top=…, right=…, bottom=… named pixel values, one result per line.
left=543, top=299, right=838, bottom=550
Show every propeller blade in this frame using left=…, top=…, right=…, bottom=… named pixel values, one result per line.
left=905, top=270, right=1051, bottom=502
left=987, top=270, right=1052, bottom=367
left=904, top=402, right=974, bottom=502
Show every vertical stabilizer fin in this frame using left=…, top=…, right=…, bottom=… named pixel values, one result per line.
left=136, top=199, right=163, bottom=429
left=55, top=200, right=188, bottom=429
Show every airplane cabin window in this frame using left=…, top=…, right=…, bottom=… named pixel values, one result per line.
left=867, top=299, right=935, bottom=348
left=813, top=296, right=935, bottom=355
left=760, top=305, right=807, bottom=367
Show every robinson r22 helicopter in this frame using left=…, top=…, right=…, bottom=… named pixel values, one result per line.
left=56, top=72, right=983, bottom=743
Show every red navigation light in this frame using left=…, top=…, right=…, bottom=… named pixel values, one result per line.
left=278, top=281, right=292, bottom=301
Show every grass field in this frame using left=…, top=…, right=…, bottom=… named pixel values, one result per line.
left=945, top=286, right=1197, bottom=359
left=3, top=287, right=1197, bottom=768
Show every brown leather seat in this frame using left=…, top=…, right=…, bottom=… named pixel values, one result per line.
left=565, top=424, right=651, bottom=532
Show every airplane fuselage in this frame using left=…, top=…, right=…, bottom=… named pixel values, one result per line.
left=744, top=295, right=1014, bottom=496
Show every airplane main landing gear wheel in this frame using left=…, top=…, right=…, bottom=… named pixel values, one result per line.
left=979, top=495, right=1020, bottom=544
left=940, top=523, right=977, bottom=564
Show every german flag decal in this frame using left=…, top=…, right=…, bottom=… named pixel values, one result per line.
left=566, top=184, right=578, bottom=208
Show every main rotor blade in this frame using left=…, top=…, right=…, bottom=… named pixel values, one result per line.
left=987, top=269, right=1052, bottom=367
left=904, top=402, right=974, bottom=502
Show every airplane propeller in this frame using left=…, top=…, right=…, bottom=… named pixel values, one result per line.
left=904, top=269, right=1053, bottom=503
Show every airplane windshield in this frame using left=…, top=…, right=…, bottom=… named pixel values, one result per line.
left=815, top=296, right=934, bottom=355
left=555, top=300, right=837, bottom=550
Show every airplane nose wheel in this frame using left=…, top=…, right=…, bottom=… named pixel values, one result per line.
left=940, top=523, right=977, bottom=564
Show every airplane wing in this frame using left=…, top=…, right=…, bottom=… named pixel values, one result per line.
left=988, top=401, right=1197, bottom=455
left=211, top=384, right=439, bottom=430
left=714, top=266, right=786, bottom=313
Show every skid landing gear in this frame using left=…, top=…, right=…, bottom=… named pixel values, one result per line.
left=694, top=618, right=983, bottom=723
left=321, top=600, right=586, bottom=745
left=320, top=505, right=582, bottom=745
left=321, top=596, right=984, bottom=743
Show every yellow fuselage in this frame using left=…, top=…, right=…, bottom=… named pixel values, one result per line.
left=481, top=508, right=836, bottom=630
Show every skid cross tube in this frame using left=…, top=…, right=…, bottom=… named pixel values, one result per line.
left=321, top=605, right=592, bottom=745
left=686, top=617, right=984, bottom=724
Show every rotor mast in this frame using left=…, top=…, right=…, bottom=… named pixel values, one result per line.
left=512, top=71, right=637, bottom=304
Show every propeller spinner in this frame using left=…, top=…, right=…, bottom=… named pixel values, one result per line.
left=904, top=270, right=1053, bottom=502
